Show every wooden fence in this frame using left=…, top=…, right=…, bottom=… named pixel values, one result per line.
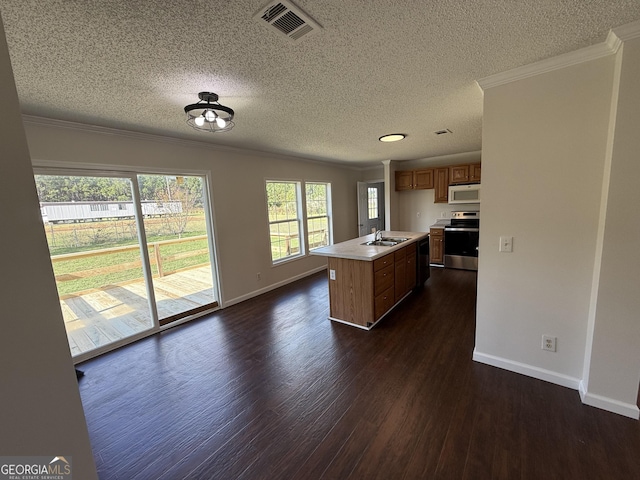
left=51, top=235, right=210, bottom=287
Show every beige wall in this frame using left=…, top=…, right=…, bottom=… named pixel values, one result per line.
left=582, top=36, right=640, bottom=413
left=0, top=16, right=97, bottom=478
left=476, top=30, right=640, bottom=418
left=360, top=164, right=384, bottom=182
left=24, top=120, right=361, bottom=305
left=476, top=57, right=612, bottom=381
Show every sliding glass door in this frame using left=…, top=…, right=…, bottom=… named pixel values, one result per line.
left=137, top=174, right=217, bottom=325
left=34, top=170, right=218, bottom=359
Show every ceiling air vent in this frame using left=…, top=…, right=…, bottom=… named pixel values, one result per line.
left=254, top=0, right=321, bottom=42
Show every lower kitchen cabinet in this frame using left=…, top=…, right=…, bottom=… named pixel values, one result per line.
left=394, top=245, right=417, bottom=302
left=430, top=228, right=444, bottom=265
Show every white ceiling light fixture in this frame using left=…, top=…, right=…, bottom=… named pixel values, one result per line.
left=379, top=134, right=406, bottom=143
left=184, top=92, right=235, bottom=133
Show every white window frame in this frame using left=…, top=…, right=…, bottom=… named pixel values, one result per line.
left=305, top=182, right=333, bottom=251
left=265, top=180, right=304, bottom=264
left=32, top=162, right=221, bottom=363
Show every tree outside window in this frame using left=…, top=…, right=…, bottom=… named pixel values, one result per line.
left=266, top=181, right=303, bottom=262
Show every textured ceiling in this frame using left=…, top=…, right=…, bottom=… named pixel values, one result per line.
left=2, top=0, right=640, bottom=166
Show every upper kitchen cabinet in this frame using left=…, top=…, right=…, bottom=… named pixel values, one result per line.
left=449, top=163, right=481, bottom=184
left=414, top=169, right=434, bottom=189
left=470, top=163, right=481, bottom=183
left=434, top=167, right=449, bottom=203
left=395, top=170, right=414, bottom=191
left=395, top=169, right=434, bottom=191
left=395, top=161, right=480, bottom=201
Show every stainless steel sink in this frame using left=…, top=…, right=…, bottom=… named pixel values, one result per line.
left=361, top=240, right=398, bottom=246
left=361, top=237, right=409, bottom=247
left=381, top=237, right=408, bottom=243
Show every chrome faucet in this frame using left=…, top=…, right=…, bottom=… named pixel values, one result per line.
left=375, top=230, right=383, bottom=241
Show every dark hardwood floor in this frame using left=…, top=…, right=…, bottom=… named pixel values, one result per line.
left=77, top=268, right=640, bottom=479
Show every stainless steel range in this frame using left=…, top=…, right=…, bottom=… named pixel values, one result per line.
left=444, top=211, right=479, bottom=271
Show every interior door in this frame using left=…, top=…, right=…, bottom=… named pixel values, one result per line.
left=357, top=181, right=385, bottom=237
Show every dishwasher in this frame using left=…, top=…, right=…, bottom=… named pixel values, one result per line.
left=416, top=236, right=431, bottom=287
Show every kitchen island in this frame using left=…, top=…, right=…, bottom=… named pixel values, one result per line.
left=311, top=231, right=429, bottom=329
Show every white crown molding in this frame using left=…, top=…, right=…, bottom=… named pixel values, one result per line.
left=22, top=114, right=234, bottom=151
left=21, top=115, right=366, bottom=170
left=477, top=42, right=615, bottom=90
left=605, top=28, right=623, bottom=54
left=612, top=19, right=640, bottom=42
left=399, top=150, right=482, bottom=168
left=477, top=20, right=640, bottom=91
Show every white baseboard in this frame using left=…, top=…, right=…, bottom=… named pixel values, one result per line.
left=223, top=266, right=326, bottom=308
left=579, top=381, right=640, bottom=420
left=472, top=349, right=581, bottom=390
left=473, top=350, right=640, bottom=420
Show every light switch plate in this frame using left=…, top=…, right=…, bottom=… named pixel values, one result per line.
left=499, top=236, right=513, bottom=252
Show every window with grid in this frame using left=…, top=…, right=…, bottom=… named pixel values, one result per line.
left=266, top=181, right=303, bottom=263
left=368, top=187, right=378, bottom=219
left=306, top=182, right=332, bottom=250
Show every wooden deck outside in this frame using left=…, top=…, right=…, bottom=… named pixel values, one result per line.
left=61, top=266, right=215, bottom=356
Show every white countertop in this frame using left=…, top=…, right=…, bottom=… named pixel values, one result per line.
left=310, top=231, right=429, bottom=261
left=429, top=219, right=451, bottom=229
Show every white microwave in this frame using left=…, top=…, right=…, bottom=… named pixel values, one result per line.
left=448, top=184, right=481, bottom=204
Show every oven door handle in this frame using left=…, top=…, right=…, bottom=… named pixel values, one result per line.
left=445, top=227, right=479, bottom=232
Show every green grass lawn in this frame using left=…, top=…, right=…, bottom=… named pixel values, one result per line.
left=47, top=213, right=211, bottom=296
left=53, top=238, right=211, bottom=297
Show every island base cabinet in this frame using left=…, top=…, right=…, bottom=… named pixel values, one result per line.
left=374, top=286, right=395, bottom=320
left=395, top=245, right=417, bottom=301
left=327, top=245, right=417, bottom=329
left=327, top=257, right=374, bottom=327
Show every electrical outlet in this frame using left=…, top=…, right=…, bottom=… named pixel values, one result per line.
left=416, top=211, right=421, bottom=218
left=256, top=272, right=261, bottom=281
left=440, top=211, right=447, bottom=218
left=542, top=335, right=557, bottom=352
left=329, top=269, right=336, bottom=280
